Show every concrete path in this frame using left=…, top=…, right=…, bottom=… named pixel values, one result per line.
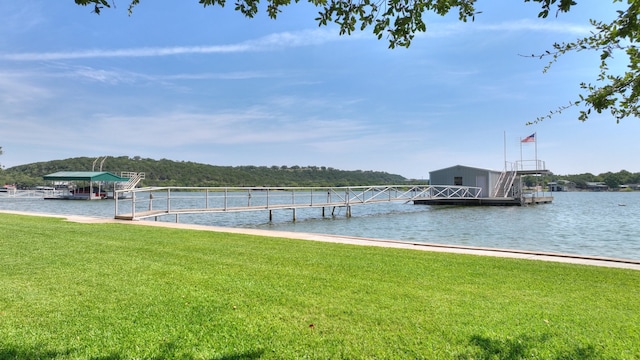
left=4, top=210, right=640, bottom=271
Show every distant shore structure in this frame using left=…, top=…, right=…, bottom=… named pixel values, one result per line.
left=42, top=171, right=145, bottom=200
left=414, top=162, right=552, bottom=206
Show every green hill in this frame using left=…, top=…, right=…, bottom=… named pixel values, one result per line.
left=0, top=156, right=412, bottom=188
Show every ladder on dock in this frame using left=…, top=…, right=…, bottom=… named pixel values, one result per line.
left=119, top=172, right=145, bottom=190
left=492, top=170, right=517, bottom=198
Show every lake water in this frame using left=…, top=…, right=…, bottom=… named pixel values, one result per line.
left=1, top=192, right=639, bottom=260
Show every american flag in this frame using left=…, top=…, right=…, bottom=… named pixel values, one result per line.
left=521, top=133, right=536, bottom=143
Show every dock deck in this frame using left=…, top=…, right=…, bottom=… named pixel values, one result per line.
left=113, top=186, right=552, bottom=222
left=414, top=196, right=553, bottom=206
left=114, top=201, right=360, bottom=221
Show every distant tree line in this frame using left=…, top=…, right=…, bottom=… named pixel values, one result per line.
left=3, top=156, right=639, bottom=190
left=0, top=156, right=414, bottom=188
left=524, top=170, right=640, bottom=190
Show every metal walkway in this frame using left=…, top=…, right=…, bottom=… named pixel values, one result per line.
left=114, top=185, right=482, bottom=221
left=0, top=188, right=65, bottom=199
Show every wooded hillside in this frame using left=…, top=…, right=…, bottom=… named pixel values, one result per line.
left=0, top=156, right=411, bottom=188
left=526, top=170, right=640, bottom=190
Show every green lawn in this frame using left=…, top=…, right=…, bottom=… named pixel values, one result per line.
left=1, top=213, right=639, bottom=359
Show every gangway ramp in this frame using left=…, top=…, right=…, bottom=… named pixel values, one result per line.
left=114, top=185, right=482, bottom=222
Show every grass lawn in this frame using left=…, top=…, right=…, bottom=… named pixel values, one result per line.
left=1, top=213, right=639, bottom=359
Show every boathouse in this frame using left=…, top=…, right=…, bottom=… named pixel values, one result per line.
left=43, top=171, right=143, bottom=200
left=428, top=165, right=502, bottom=197
left=548, top=180, right=575, bottom=192
left=416, top=163, right=553, bottom=206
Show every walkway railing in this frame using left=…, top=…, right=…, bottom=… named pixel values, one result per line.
left=114, top=185, right=482, bottom=221
left=0, top=189, right=65, bottom=199
left=516, top=159, right=547, bottom=172
left=118, top=172, right=146, bottom=190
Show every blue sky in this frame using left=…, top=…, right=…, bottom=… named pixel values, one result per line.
left=0, top=0, right=637, bottom=179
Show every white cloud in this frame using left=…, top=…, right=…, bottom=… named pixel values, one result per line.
left=477, top=19, right=591, bottom=35
left=0, top=29, right=339, bottom=61
left=0, top=71, right=53, bottom=105
left=163, top=71, right=282, bottom=81
left=0, top=2, right=45, bottom=35
left=56, top=107, right=372, bottom=151
left=421, top=18, right=592, bottom=38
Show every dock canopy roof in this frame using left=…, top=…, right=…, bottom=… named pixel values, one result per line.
left=43, top=171, right=129, bottom=182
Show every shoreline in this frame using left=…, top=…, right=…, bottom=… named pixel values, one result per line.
left=3, top=209, right=640, bottom=271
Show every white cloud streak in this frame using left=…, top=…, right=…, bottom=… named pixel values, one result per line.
left=0, top=18, right=589, bottom=62
left=423, top=18, right=592, bottom=38
left=0, top=71, right=53, bottom=105
left=477, top=19, right=591, bottom=35
left=0, top=29, right=339, bottom=61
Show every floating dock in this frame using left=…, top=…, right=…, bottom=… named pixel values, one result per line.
left=424, top=160, right=554, bottom=206
left=414, top=195, right=553, bottom=206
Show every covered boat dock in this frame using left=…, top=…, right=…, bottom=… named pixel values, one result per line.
left=43, top=171, right=130, bottom=200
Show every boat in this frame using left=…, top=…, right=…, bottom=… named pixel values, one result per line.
left=70, top=186, right=107, bottom=200
left=0, top=185, right=16, bottom=193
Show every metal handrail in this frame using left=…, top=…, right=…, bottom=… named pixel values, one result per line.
left=515, top=160, right=546, bottom=171
left=114, top=185, right=482, bottom=220
left=119, top=172, right=146, bottom=190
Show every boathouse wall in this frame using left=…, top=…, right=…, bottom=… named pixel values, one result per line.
left=429, top=165, right=502, bottom=197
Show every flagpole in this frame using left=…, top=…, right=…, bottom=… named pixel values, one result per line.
left=535, top=132, right=538, bottom=171
left=519, top=136, right=523, bottom=170
left=503, top=131, right=507, bottom=171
